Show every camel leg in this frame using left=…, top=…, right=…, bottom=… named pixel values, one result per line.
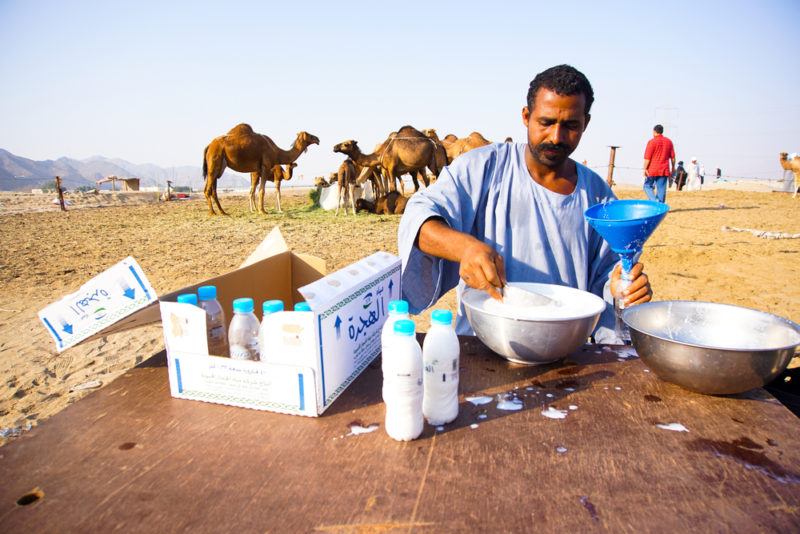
left=349, top=183, right=356, bottom=216
left=212, top=180, right=228, bottom=216
left=258, top=178, right=266, bottom=214
left=204, top=178, right=217, bottom=215
left=335, top=183, right=343, bottom=216
left=275, top=179, right=283, bottom=213
left=248, top=173, right=258, bottom=212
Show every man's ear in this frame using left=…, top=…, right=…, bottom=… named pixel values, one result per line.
left=522, top=106, right=531, bottom=127
left=584, top=113, right=591, bottom=131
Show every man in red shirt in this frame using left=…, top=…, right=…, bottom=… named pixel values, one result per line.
left=642, top=124, right=675, bottom=203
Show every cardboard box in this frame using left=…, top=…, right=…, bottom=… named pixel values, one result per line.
left=159, top=227, right=401, bottom=416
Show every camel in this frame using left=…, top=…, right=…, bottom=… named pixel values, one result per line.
left=355, top=191, right=408, bottom=215
left=377, top=125, right=442, bottom=193
left=440, top=131, right=492, bottom=164
left=334, top=139, right=394, bottom=195
left=423, top=129, right=449, bottom=175
left=336, top=158, right=358, bottom=216
left=314, top=176, right=331, bottom=188
left=202, top=124, right=319, bottom=215
left=779, top=152, right=800, bottom=198
left=248, top=162, right=297, bottom=213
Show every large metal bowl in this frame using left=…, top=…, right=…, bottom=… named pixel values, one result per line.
left=623, top=301, right=800, bottom=395
left=462, top=282, right=606, bottom=365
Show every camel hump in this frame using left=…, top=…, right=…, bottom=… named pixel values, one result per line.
left=396, top=125, right=424, bottom=137
left=228, top=123, right=254, bottom=136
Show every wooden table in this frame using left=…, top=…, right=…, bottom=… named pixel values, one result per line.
left=2, top=338, right=799, bottom=532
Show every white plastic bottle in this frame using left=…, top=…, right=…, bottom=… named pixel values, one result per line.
left=381, top=300, right=409, bottom=351
left=198, top=285, right=228, bottom=356
left=258, top=300, right=284, bottom=362
left=422, top=309, right=460, bottom=425
left=228, top=298, right=260, bottom=361
left=382, top=319, right=423, bottom=441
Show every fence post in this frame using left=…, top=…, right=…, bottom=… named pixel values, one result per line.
left=606, top=146, right=620, bottom=187
left=55, top=176, right=67, bottom=211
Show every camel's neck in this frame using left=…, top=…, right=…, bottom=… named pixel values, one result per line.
left=276, top=138, right=306, bottom=165
left=351, top=148, right=380, bottom=167
left=779, top=159, right=792, bottom=171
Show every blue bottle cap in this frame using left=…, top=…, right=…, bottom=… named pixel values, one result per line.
left=262, top=300, right=285, bottom=314
left=393, top=319, right=415, bottom=336
left=387, top=300, right=409, bottom=315
left=431, top=309, right=452, bottom=325
left=233, top=298, right=254, bottom=314
left=294, top=302, right=311, bottom=312
left=197, top=285, right=217, bottom=301
left=177, top=293, right=198, bottom=306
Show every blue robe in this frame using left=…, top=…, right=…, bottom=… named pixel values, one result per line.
left=397, top=142, right=620, bottom=343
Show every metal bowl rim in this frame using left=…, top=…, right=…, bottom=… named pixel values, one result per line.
left=462, top=284, right=606, bottom=322
left=623, top=300, right=800, bottom=352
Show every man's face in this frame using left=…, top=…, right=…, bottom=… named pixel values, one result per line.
left=522, top=88, right=589, bottom=168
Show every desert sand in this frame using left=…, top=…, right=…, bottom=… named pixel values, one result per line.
left=1, top=185, right=798, bottom=444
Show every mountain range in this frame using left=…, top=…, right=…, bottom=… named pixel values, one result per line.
left=0, top=148, right=253, bottom=191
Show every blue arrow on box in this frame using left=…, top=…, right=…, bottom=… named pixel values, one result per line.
left=123, top=287, right=135, bottom=299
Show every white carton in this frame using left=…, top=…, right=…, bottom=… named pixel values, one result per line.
left=38, top=257, right=158, bottom=352
left=159, top=228, right=401, bottom=416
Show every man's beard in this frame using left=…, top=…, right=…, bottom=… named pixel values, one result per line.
left=530, top=142, right=570, bottom=168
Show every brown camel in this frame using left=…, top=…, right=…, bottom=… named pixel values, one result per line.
left=334, top=139, right=394, bottom=195
left=423, top=128, right=449, bottom=175
left=248, top=162, right=297, bottom=213
left=779, top=152, right=800, bottom=197
left=336, top=158, right=358, bottom=216
left=377, top=125, right=442, bottom=193
left=314, top=176, right=331, bottom=188
left=355, top=191, right=408, bottom=215
left=202, top=124, right=319, bottom=215
left=441, top=131, right=492, bottom=164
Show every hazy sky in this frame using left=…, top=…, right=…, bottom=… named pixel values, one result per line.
left=1, top=0, right=798, bottom=186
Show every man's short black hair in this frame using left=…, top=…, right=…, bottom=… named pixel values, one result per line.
left=527, top=64, right=594, bottom=117
left=654, top=124, right=664, bottom=134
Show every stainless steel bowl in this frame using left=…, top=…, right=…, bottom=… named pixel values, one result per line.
left=623, top=301, right=800, bottom=395
left=462, top=282, right=606, bottom=365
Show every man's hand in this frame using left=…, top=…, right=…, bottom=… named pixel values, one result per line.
left=417, top=219, right=506, bottom=300
left=459, top=240, right=506, bottom=300
left=610, top=262, right=652, bottom=306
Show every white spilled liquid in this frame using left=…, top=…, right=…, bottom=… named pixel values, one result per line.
left=541, top=407, right=568, bottom=419
left=422, top=323, right=460, bottom=425
left=656, top=423, right=689, bottom=432
left=466, top=396, right=493, bottom=406
left=496, top=392, right=523, bottom=411
left=382, top=332, right=423, bottom=442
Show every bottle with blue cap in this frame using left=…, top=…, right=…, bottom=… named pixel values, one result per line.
left=228, top=298, right=260, bottom=360
left=177, top=293, right=198, bottom=306
left=258, top=300, right=284, bottom=362
left=422, top=309, right=460, bottom=425
left=293, top=302, right=311, bottom=312
left=198, top=285, right=227, bottom=356
left=381, top=300, right=409, bottom=352
left=382, top=319, right=423, bottom=441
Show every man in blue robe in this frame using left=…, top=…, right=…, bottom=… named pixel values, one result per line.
left=397, top=65, right=652, bottom=343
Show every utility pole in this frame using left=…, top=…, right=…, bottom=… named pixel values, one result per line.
left=54, top=176, right=67, bottom=211
left=606, top=146, right=620, bottom=187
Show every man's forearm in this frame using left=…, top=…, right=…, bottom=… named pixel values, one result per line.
left=643, top=159, right=650, bottom=175
left=417, top=218, right=480, bottom=263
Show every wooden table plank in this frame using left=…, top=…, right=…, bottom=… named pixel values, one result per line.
left=1, top=340, right=798, bottom=532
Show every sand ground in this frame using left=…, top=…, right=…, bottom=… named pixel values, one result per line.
left=1, top=186, right=798, bottom=444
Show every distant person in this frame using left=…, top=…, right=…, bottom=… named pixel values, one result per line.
left=674, top=161, right=687, bottom=191
left=643, top=124, right=675, bottom=203
left=715, top=168, right=722, bottom=182
left=686, top=157, right=702, bottom=191
left=699, top=162, right=706, bottom=185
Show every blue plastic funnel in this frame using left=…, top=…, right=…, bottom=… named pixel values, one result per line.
left=584, top=200, right=669, bottom=273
